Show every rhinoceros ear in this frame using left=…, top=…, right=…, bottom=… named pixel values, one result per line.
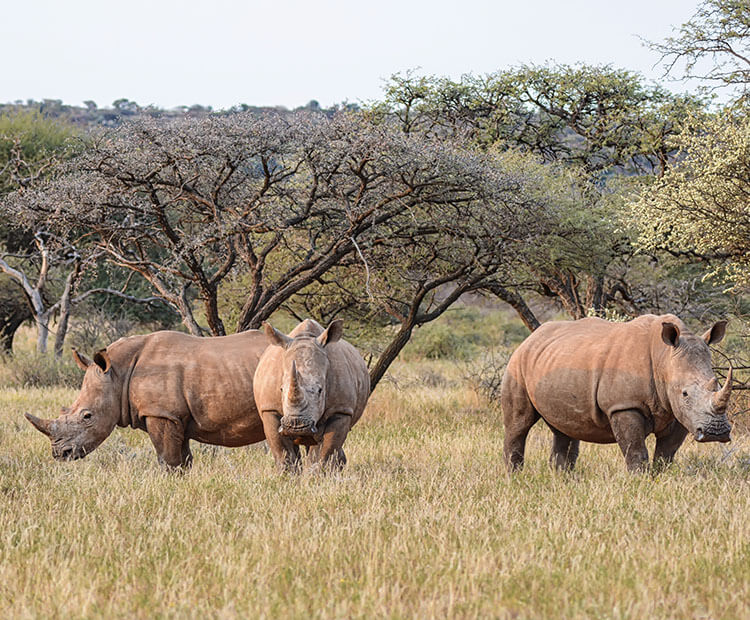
left=263, top=322, right=292, bottom=349
left=661, top=322, right=681, bottom=348
left=72, top=348, right=92, bottom=371
left=317, top=319, right=343, bottom=347
left=93, top=349, right=112, bottom=374
left=702, top=320, right=727, bottom=346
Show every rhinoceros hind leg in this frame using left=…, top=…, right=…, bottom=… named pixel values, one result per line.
left=610, top=410, right=649, bottom=472
left=501, top=378, right=540, bottom=471
left=549, top=429, right=580, bottom=471
left=653, top=420, right=688, bottom=471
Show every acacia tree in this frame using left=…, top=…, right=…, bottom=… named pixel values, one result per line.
left=282, top=149, right=584, bottom=388
left=0, top=111, right=85, bottom=355
left=649, top=0, right=750, bottom=96
left=633, top=110, right=750, bottom=289
left=377, top=65, right=704, bottom=324
left=0, top=111, right=175, bottom=355
left=6, top=112, right=529, bottom=341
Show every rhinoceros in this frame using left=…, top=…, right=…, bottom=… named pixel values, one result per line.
left=501, top=314, right=733, bottom=472
left=254, top=319, right=370, bottom=472
left=25, top=330, right=269, bottom=467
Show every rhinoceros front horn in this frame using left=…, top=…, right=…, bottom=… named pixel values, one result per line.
left=288, top=360, right=304, bottom=405
left=25, top=413, right=54, bottom=437
left=713, top=364, right=733, bottom=413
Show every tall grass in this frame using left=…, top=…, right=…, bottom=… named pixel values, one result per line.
left=1, top=361, right=748, bottom=618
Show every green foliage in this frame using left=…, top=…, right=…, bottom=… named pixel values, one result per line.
left=633, top=108, right=750, bottom=290
left=402, top=306, right=527, bottom=361
left=0, top=108, right=78, bottom=194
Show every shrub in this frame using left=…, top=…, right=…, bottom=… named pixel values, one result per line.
left=0, top=352, right=82, bottom=388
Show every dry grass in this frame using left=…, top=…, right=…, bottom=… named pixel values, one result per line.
left=1, top=361, right=749, bottom=618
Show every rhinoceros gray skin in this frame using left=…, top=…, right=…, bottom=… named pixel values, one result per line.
left=25, top=330, right=269, bottom=468
left=501, top=314, right=733, bottom=472
left=254, top=319, right=370, bottom=472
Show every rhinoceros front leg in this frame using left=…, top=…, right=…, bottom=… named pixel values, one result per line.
left=145, top=416, right=192, bottom=469
left=653, top=419, right=688, bottom=471
left=259, top=411, right=302, bottom=472
left=317, top=413, right=352, bottom=470
left=609, top=410, right=650, bottom=472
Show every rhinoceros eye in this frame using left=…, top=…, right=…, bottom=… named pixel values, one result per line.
left=682, top=390, right=689, bottom=397
left=82, top=411, right=93, bottom=420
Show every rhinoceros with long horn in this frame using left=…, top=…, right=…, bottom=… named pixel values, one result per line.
left=253, top=319, right=370, bottom=472
left=25, top=330, right=269, bottom=467
left=501, top=314, right=733, bottom=472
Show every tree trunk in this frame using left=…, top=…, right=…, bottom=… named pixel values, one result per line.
left=53, top=262, right=80, bottom=358
left=0, top=279, right=31, bottom=354
left=368, top=325, right=414, bottom=393
left=487, top=285, right=540, bottom=332
left=36, top=314, right=49, bottom=354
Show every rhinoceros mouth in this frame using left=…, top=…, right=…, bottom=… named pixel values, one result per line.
left=53, top=447, right=86, bottom=461
left=278, top=423, right=318, bottom=438
left=694, top=428, right=731, bottom=443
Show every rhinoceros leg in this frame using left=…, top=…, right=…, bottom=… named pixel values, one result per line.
left=653, top=420, right=688, bottom=470
left=145, top=416, right=191, bottom=469
left=501, top=378, right=540, bottom=471
left=609, top=410, right=650, bottom=472
left=317, top=413, right=351, bottom=470
left=259, top=411, right=302, bottom=472
left=549, top=429, right=580, bottom=471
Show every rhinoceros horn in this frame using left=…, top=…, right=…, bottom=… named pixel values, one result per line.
left=25, top=413, right=54, bottom=437
left=288, top=360, right=304, bottom=405
left=713, top=364, right=733, bottom=413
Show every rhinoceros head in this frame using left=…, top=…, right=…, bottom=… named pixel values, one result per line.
left=25, top=348, right=121, bottom=460
left=263, top=320, right=343, bottom=437
left=660, top=320, right=733, bottom=443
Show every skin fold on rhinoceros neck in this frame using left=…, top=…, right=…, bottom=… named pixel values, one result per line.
left=117, top=349, right=144, bottom=430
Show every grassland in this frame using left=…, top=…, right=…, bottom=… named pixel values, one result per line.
left=1, top=356, right=749, bottom=619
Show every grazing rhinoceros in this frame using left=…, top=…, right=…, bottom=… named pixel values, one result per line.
left=25, top=330, right=269, bottom=467
left=501, top=314, right=733, bottom=472
left=254, top=319, right=370, bottom=472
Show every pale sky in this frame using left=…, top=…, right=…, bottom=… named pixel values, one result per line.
left=0, top=0, right=701, bottom=110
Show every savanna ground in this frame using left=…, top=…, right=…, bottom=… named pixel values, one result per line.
left=1, top=310, right=749, bottom=619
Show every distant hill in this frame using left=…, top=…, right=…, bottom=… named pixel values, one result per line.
left=0, top=98, right=355, bottom=129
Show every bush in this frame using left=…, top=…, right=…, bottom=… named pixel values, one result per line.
left=0, top=352, right=82, bottom=388
left=405, top=323, right=473, bottom=360
left=464, top=348, right=511, bottom=404
left=67, top=306, right=138, bottom=353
